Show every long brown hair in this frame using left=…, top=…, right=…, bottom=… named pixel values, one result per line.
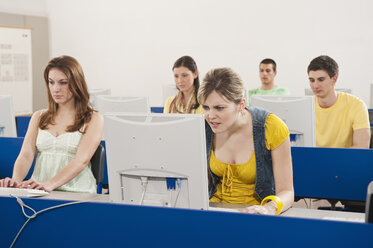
left=39, top=55, right=94, bottom=133
left=172, top=56, right=200, bottom=111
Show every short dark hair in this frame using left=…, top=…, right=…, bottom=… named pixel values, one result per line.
left=307, top=55, right=339, bottom=78
left=260, top=58, right=277, bottom=72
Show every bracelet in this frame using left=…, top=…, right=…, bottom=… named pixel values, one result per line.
left=261, top=195, right=283, bottom=215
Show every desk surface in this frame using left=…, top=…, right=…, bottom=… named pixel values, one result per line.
left=41, top=190, right=110, bottom=202
left=282, top=206, right=365, bottom=223
left=36, top=191, right=367, bottom=223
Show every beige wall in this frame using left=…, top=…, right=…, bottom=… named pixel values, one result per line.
left=0, top=12, right=49, bottom=112
left=46, top=0, right=373, bottom=107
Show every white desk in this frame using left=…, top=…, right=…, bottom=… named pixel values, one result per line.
left=282, top=207, right=365, bottom=223
left=41, top=191, right=109, bottom=202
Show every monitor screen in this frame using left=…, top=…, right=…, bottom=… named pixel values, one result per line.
left=95, top=95, right=150, bottom=114
left=251, top=95, right=316, bottom=147
left=104, top=113, right=209, bottom=210
left=89, top=88, right=111, bottom=109
left=0, top=95, right=17, bottom=137
left=162, top=84, right=178, bottom=105
left=305, top=88, right=352, bottom=96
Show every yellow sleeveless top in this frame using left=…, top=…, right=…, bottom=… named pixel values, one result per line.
left=209, top=114, right=289, bottom=204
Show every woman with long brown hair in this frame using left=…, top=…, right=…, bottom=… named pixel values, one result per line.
left=164, top=55, right=203, bottom=114
left=0, top=55, right=104, bottom=193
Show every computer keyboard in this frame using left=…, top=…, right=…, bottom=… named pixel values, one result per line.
left=208, top=206, right=241, bottom=213
left=0, top=187, right=49, bottom=197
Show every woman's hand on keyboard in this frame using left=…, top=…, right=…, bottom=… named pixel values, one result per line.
left=19, top=179, right=53, bottom=192
left=0, top=177, right=20, bottom=188
left=240, top=203, right=277, bottom=215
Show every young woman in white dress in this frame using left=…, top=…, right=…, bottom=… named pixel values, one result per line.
left=0, top=55, right=104, bottom=193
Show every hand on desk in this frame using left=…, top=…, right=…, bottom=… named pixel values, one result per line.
left=0, top=177, right=53, bottom=192
left=240, top=202, right=277, bottom=215
left=19, top=179, right=53, bottom=192
left=0, top=177, right=20, bottom=188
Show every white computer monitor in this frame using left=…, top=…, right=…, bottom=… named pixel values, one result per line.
left=104, top=113, right=209, bottom=210
left=95, top=95, right=150, bottom=114
left=89, top=88, right=111, bottom=109
left=305, top=88, right=352, bottom=96
left=370, top=84, right=373, bottom=109
left=162, top=84, right=178, bottom=105
left=0, top=95, right=17, bottom=137
left=251, top=95, right=316, bottom=147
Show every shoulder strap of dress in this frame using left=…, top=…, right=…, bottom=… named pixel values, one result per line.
left=81, top=123, right=87, bottom=133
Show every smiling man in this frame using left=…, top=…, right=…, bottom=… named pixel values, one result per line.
left=248, top=58, right=290, bottom=105
left=308, top=55, right=370, bottom=148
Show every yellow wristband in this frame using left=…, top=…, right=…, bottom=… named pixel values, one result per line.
left=261, top=195, right=283, bottom=215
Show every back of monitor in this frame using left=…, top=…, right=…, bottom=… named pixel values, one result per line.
left=370, top=84, right=373, bottom=108
left=89, top=88, right=111, bottom=109
left=0, top=95, right=17, bottom=137
left=95, top=95, right=150, bottom=114
left=251, top=95, right=316, bottom=147
left=162, top=84, right=178, bottom=105
left=305, top=88, right=352, bottom=96
left=104, top=113, right=209, bottom=210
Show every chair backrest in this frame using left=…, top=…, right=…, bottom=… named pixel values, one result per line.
left=366, top=181, right=373, bottom=223
left=369, top=111, right=373, bottom=123
left=90, top=144, right=105, bottom=184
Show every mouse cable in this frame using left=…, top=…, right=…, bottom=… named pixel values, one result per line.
left=9, top=194, right=100, bottom=248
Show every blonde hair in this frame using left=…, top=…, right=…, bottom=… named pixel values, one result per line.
left=198, top=67, right=244, bottom=105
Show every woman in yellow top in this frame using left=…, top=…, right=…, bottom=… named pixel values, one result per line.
left=164, top=56, right=203, bottom=114
left=198, top=67, right=294, bottom=215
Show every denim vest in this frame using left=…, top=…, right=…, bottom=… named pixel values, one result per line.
left=205, top=106, right=275, bottom=200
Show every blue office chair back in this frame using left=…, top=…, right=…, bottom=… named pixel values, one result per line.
left=90, top=144, right=105, bottom=194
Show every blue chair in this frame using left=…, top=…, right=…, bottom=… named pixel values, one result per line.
left=90, top=144, right=105, bottom=194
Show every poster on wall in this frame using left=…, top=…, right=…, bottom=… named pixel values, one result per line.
left=0, top=26, right=32, bottom=115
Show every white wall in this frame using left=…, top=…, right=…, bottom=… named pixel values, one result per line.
left=44, top=0, right=373, bottom=106
left=0, top=0, right=47, bottom=16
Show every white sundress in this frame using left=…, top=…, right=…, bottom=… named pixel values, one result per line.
left=31, top=129, right=97, bottom=193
